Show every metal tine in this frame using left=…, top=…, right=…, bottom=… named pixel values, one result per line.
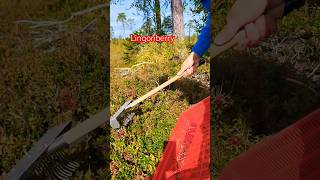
left=59, top=152, right=72, bottom=164
left=70, top=160, right=80, bottom=167
left=29, top=148, right=79, bottom=179
left=64, top=162, right=78, bottom=172
left=54, top=168, right=69, bottom=180
left=123, top=113, right=135, bottom=126
left=56, top=170, right=71, bottom=179
left=44, top=161, right=56, bottom=179
left=40, top=157, right=51, bottom=173
left=66, top=164, right=78, bottom=171
left=33, top=154, right=55, bottom=178
left=34, top=165, right=42, bottom=175
left=56, top=151, right=66, bottom=160
left=46, top=168, right=56, bottom=180
left=48, top=173, right=57, bottom=180
left=68, top=159, right=80, bottom=167
left=57, top=165, right=73, bottom=177
left=61, top=162, right=74, bottom=172
left=57, top=152, right=78, bottom=168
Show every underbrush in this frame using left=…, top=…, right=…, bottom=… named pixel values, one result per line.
left=110, top=39, right=209, bottom=179
left=0, top=0, right=107, bottom=178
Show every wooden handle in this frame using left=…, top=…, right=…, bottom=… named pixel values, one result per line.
left=211, top=29, right=246, bottom=58
left=128, top=75, right=182, bottom=108
left=127, top=59, right=207, bottom=108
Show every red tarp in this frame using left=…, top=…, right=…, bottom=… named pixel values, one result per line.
left=220, top=108, right=320, bottom=180
left=152, top=96, right=210, bottom=180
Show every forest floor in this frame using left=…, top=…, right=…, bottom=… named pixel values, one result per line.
left=110, top=39, right=210, bottom=179
left=212, top=1, right=320, bottom=178
left=0, top=0, right=108, bottom=178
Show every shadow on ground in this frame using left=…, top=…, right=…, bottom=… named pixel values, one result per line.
left=158, top=75, right=209, bottom=105
left=212, top=55, right=320, bottom=135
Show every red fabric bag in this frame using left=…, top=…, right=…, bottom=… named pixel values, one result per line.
left=152, top=96, right=210, bottom=180
left=220, top=108, right=320, bottom=180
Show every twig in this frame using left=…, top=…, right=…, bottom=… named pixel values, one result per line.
left=130, top=62, right=155, bottom=69
left=307, top=62, right=320, bottom=78
left=15, top=4, right=106, bottom=49
left=285, top=77, right=319, bottom=96
left=80, top=18, right=98, bottom=33
left=114, top=62, right=155, bottom=71
left=114, top=68, right=130, bottom=71
left=15, top=3, right=107, bottom=28
left=114, top=62, right=156, bottom=76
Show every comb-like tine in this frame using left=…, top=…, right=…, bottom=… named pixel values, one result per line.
left=40, top=158, right=50, bottom=172
left=34, top=166, right=42, bottom=175
left=47, top=169, right=56, bottom=180
left=63, top=162, right=77, bottom=172
left=71, top=160, right=80, bottom=167
left=57, top=165, right=73, bottom=177
left=54, top=168, right=69, bottom=180
left=25, top=148, right=79, bottom=179
left=55, top=151, right=64, bottom=160
left=49, top=173, right=57, bottom=180
left=66, top=161, right=79, bottom=170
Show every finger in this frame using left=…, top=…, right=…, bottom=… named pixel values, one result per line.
left=188, top=67, right=193, bottom=76
left=215, top=24, right=238, bottom=45
left=185, top=67, right=194, bottom=77
left=265, top=14, right=277, bottom=36
left=226, top=0, right=268, bottom=30
left=233, top=40, right=247, bottom=51
left=244, top=23, right=260, bottom=47
left=254, top=15, right=267, bottom=40
left=178, top=66, right=187, bottom=76
left=183, top=69, right=190, bottom=77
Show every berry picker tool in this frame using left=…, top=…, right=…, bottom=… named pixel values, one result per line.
left=109, top=60, right=207, bottom=129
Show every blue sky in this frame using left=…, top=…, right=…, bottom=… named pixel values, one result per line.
left=110, top=0, right=205, bottom=38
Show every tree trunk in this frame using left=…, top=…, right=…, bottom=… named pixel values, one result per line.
left=171, top=0, right=184, bottom=38
left=188, top=25, right=191, bottom=43
left=122, top=23, right=125, bottom=36
left=154, top=0, right=162, bottom=34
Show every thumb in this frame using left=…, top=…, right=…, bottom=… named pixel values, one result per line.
left=214, top=0, right=268, bottom=46
left=177, top=65, right=187, bottom=76
left=177, top=69, right=184, bottom=76
left=214, top=24, right=239, bottom=45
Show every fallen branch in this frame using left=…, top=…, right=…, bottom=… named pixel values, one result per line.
left=16, top=3, right=107, bottom=29
left=114, top=62, right=156, bottom=75
left=15, top=4, right=106, bottom=50
left=114, top=62, right=155, bottom=71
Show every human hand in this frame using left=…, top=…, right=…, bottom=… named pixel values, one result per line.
left=215, top=0, right=285, bottom=51
left=178, top=52, right=200, bottom=77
